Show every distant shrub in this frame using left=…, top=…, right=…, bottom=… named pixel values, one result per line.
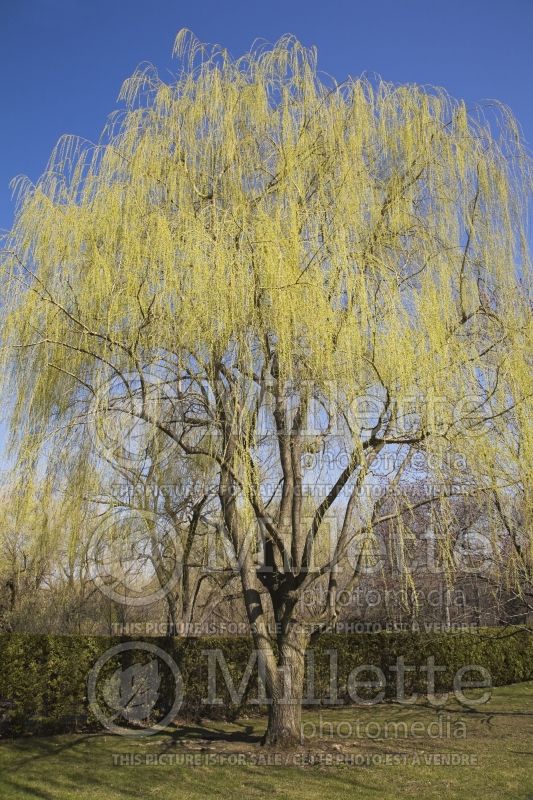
left=0, top=628, right=531, bottom=736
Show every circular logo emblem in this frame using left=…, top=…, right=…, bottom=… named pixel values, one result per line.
left=88, top=370, right=179, bottom=469
left=87, top=641, right=183, bottom=736
left=86, top=508, right=183, bottom=606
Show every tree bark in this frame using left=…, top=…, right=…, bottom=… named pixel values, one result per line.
left=263, top=623, right=309, bottom=747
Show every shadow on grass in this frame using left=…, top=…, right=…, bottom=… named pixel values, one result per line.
left=165, top=719, right=262, bottom=746
left=1, top=734, right=96, bottom=773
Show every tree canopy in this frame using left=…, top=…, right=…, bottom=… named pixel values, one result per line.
left=1, top=30, right=532, bottom=745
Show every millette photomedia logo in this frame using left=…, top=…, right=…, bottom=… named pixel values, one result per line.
left=87, top=641, right=183, bottom=736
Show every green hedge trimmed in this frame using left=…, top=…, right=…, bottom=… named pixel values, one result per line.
left=0, top=628, right=531, bottom=736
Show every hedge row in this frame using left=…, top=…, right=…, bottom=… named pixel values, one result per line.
left=0, top=628, right=532, bottom=736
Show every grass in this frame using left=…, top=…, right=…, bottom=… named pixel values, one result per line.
left=0, top=682, right=532, bottom=799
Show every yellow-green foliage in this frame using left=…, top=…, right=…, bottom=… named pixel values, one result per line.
left=0, top=32, right=531, bottom=580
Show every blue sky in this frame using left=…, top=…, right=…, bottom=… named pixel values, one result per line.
left=0, top=0, right=531, bottom=472
left=1, top=0, right=532, bottom=234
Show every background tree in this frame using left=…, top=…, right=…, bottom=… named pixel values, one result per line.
left=1, top=31, right=531, bottom=745
left=84, top=441, right=230, bottom=631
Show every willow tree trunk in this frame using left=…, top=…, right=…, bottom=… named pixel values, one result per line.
left=263, top=624, right=309, bottom=747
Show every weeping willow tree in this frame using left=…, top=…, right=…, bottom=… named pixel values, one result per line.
left=1, top=31, right=532, bottom=745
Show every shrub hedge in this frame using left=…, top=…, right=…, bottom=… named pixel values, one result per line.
left=0, top=628, right=531, bottom=736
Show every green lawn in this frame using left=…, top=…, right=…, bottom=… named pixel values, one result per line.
left=1, top=682, right=532, bottom=799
